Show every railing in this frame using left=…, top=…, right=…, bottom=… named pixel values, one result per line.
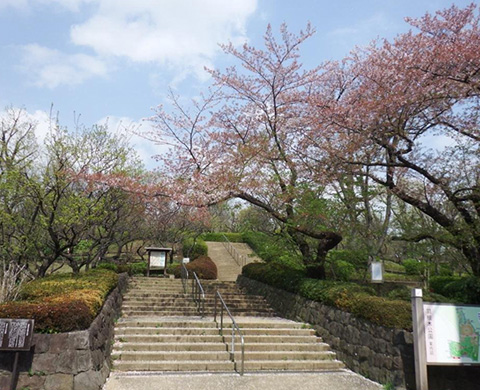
left=191, top=272, right=205, bottom=317
left=214, top=290, right=245, bottom=375
left=221, top=234, right=247, bottom=267
left=181, top=262, right=189, bottom=294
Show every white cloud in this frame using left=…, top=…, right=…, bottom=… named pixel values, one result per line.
left=20, top=44, right=108, bottom=88
left=71, top=0, right=257, bottom=76
left=0, top=0, right=96, bottom=12
left=96, top=115, right=168, bottom=169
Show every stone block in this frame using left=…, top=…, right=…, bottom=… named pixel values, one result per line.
left=49, top=334, right=69, bottom=354
left=76, top=350, right=93, bottom=373
left=57, top=350, right=77, bottom=373
left=33, top=334, right=51, bottom=354
left=31, top=353, right=57, bottom=373
left=69, top=331, right=89, bottom=350
left=17, top=372, right=47, bottom=390
left=74, top=370, right=103, bottom=390
left=44, top=373, right=73, bottom=390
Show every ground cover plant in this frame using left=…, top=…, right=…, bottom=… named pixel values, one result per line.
left=0, top=269, right=118, bottom=333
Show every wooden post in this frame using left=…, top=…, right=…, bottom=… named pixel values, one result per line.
left=411, top=288, right=429, bottom=390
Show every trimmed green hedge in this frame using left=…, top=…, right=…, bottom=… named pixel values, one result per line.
left=0, top=269, right=118, bottom=333
left=242, top=262, right=412, bottom=330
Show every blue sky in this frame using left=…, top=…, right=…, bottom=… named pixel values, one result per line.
left=0, top=0, right=472, bottom=167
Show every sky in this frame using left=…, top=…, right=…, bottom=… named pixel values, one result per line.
left=0, top=0, right=473, bottom=168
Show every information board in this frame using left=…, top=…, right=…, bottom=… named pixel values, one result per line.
left=370, top=262, right=383, bottom=283
left=423, top=303, right=480, bottom=365
left=0, top=319, right=34, bottom=351
left=150, top=251, right=166, bottom=269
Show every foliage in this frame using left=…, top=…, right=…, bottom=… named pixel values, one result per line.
left=243, top=262, right=412, bottom=329
left=172, top=256, right=218, bottom=279
left=182, top=237, right=208, bottom=260
left=242, top=231, right=304, bottom=270
left=117, top=261, right=147, bottom=276
left=0, top=269, right=118, bottom=332
left=429, top=276, right=480, bottom=304
left=402, top=259, right=429, bottom=276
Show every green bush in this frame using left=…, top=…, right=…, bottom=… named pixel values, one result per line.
left=430, top=275, right=480, bottom=304
left=117, top=261, right=147, bottom=276
left=328, top=259, right=356, bottom=281
left=383, top=261, right=406, bottom=274
left=201, top=232, right=244, bottom=242
left=242, top=262, right=412, bottom=329
left=173, top=256, right=218, bottom=279
left=96, top=262, right=119, bottom=272
left=241, top=231, right=304, bottom=269
left=2, top=269, right=118, bottom=333
left=403, top=259, right=429, bottom=275
left=182, top=237, right=208, bottom=260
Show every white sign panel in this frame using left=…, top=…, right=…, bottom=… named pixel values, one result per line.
left=182, top=257, right=190, bottom=264
left=423, top=303, right=480, bottom=364
left=370, top=262, right=383, bottom=283
left=150, top=251, right=166, bottom=269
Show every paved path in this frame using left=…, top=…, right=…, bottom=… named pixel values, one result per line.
left=104, top=371, right=383, bottom=390
left=206, top=241, right=259, bottom=281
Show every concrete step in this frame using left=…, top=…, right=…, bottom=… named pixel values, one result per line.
left=113, top=350, right=231, bottom=361
left=115, top=334, right=224, bottom=343
left=113, top=360, right=235, bottom=372
left=241, top=342, right=332, bottom=352
left=115, top=342, right=228, bottom=352
left=116, top=320, right=217, bottom=329
left=116, top=327, right=221, bottom=336
left=242, top=360, right=344, bottom=371
left=233, top=351, right=337, bottom=361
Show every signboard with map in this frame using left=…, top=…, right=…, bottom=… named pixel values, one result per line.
left=423, top=303, right=480, bottom=365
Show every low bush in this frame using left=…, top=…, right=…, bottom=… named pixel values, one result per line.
left=201, top=232, right=244, bottom=242
left=172, top=256, right=218, bottom=280
left=182, top=237, right=208, bottom=260
left=429, top=275, right=480, bottom=304
left=243, top=262, right=412, bottom=329
left=117, top=261, right=147, bottom=276
left=0, top=269, right=118, bottom=333
left=96, top=262, right=119, bottom=272
left=403, top=259, right=429, bottom=276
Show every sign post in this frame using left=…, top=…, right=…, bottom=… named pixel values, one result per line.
left=0, top=318, right=35, bottom=390
left=411, top=289, right=429, bottom=390
left=145, top=247, right=172, bottom=277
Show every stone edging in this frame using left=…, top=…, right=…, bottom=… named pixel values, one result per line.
left=0, top=272, right=128, bottom=390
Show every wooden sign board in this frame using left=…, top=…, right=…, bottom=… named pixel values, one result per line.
left=0, top=319, right=34, bottom=351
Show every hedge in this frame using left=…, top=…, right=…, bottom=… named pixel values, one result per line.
left=429, top=275, right=480, bottom=304
left=182, top=237, right=208, bottom=260
left=242, top=262, right=412, bottom=330
left=0, top=269, right=118, bottom=333
left=173, top=256, right=218, bottom=280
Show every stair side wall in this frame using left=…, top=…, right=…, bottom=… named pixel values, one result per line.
left=0, top=273, right=128, bottom=390
left=237, top=275, right=414, bottom=389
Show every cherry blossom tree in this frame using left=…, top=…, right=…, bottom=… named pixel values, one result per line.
left=310, top=4, right=480, bottom=275
left=149, top=24, right=341, bottom=278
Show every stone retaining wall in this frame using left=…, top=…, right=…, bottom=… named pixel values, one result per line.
left=238, top=275, right=480, bottom=390
left=0, top=273, right=128, bottom=390
left=238, top=275, right=415, bottom=388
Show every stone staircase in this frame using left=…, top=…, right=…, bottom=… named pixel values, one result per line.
left=112, top=277, right=344, bottom=373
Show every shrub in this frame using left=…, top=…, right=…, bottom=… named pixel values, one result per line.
left=430, top=275, right=480, bottom=304
left=96, top=262, right=119, bottom=272
left=172, top=256, right=218, bottom=280
left=1, top=269, right=118, bottom=333
left=242, top=262, right=412, bottom=329
left=328, top=260, right=356, bottom=281
left=403, top=259, right=429, bottom=275
left=117, top=261, right=147, bottom=276
left=182, top=237, right=208, bottom=260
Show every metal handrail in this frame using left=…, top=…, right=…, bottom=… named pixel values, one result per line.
left=191, top=272, right=205, bottom=317
left=181, top=262, right=189, bottom=294
left=214, top=290, right=245, bottom=375
left=221, top=234, right=247, bottom=267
